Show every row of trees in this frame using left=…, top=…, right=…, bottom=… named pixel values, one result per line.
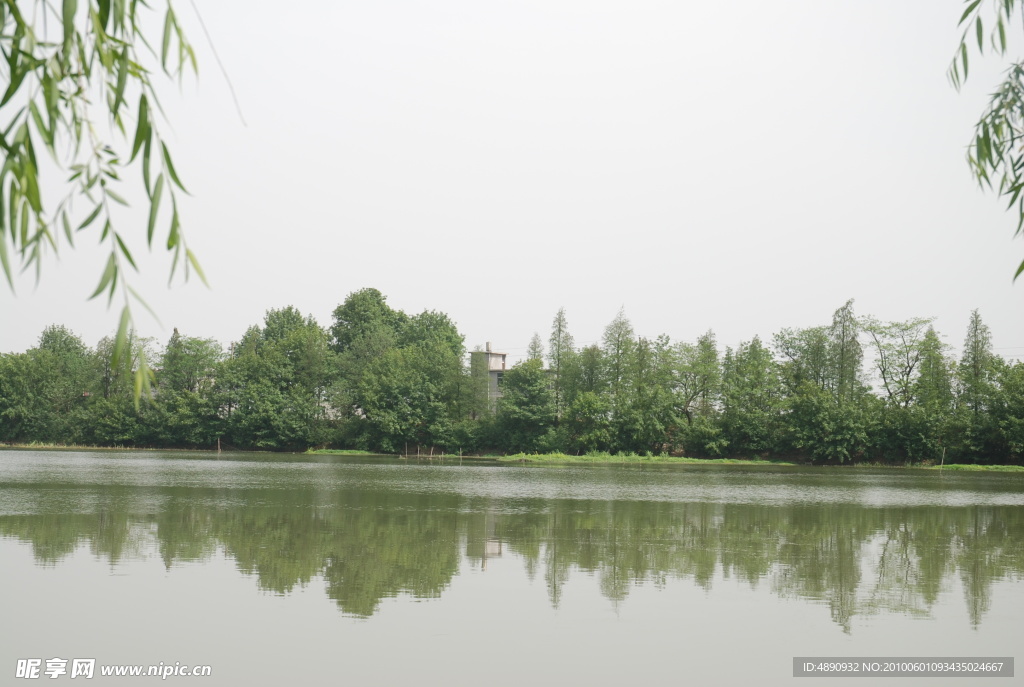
left=1, top=290, right=1022, bottom=463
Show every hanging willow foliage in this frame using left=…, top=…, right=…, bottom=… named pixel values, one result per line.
left=949, top=0, right=1024, bottom=280
left=0, top=0, right=204, bottom=404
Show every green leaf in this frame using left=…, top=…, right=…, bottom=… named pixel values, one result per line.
left=961, top=42, right=969, bottom=81
left=162, top=7, right=174, bottom=70
left=998, top=18, right=1006, bottom=52
left=130, top=94, right=149, bottom=162
left=98, top=0, right=111, bottom=29
left=112, top=47, right=129, bottom=119
left=0, top=238, right=11, bottom=290
left=127, top=284, right=160, bottom=322
left=62, top=0, right=77, bottom=62
left=976, top=16, right=983, bottom=53
left=0, top=187, right=12, bottom=289
left=169, top=244, right=180, bottom=284
left=161, top=142, right=187, bottom=192
left=42, top=75, right=58, bottom=133
left=142, top=134, right=152, bottom=194
left=115, top=232, right=137, bottom=270
left=1015, top=258, right=1024, bottom=281
left=61, top=211, right=73, bottom=245
left=147, top=174, right=163, bottom=246
left=112, top=305, right=131, bottom=368
left=186, top=248, right=208, bottom=286
left=166, top=204, right=180, bottom=249
left=105, top=188, right=129, bottom=206
left=78, top=203, right=103, bottom=230
left=28, top=101, right=53, bottom=152
left=959, top=0, right=982, bottom=26
left=0, top=59, right=29, bottom=108
left=89, top=252, right=117, bottom=300
left=22, top=160, right=42, bottom=213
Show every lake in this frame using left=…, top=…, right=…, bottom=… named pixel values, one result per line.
left=1, top=450, right=1022, bottom=685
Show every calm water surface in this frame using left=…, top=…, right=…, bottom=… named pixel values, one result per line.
left=1, top=450, right=1022, bottom=686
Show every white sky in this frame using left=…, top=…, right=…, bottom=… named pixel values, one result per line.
left=2, top=0, right=1022, bottom=365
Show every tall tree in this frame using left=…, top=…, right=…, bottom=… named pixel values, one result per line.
left=330, top=288, right=407, bottom=354
left=720, top=336, right=783, bottom=456
left=774, top=326, right=832, bottom=394
left=526, top=333, right=544, bottom=362
left=914, top=327, right=954, bottom=412
left=497, top=359, right=556, bottom=453
left=355, top=340, right=464, bottom=454
left=547, top=308, right=575, bottom=420
left=829, top=299, right=863, bottom=404
left=620, top=335, right=677, bottom=453
left=675, top=331, right=721, bottom=424
left=601, top=308, right=635, bottom=413
left=399, top=310, right=465, bottom=358
left=862, top=316, right=934, bottom=408
left=959, top=309, right=996, bottom=415
left=160, top=329, right=222, bottom=394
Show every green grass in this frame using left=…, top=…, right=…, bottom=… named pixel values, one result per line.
left=927, top=463, right=1024, bottom=472
left=495, top=452, right=796, bottom=466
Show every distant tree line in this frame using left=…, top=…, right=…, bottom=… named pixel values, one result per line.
left=1, top=290, right=1022, bottom=464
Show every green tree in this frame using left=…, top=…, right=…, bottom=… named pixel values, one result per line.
left=862, top=316, right=934, bottom=409
left=775, top=326, right=832, bottom=393
left=355, top=341, right=463, bottom=454
left=915, top=327, right=954, bottom=412
left=212, top=308, right=335, bottom=450
left=547, top=307, right=575, bottom=420
left=675, top=331, right=721, bottom=426
left=829, top=299, right=863, bottom=404
left=0, top=331, right=98, bottom=442
left=400, top=310, right=464, bottom=359
left=330, top=288, right=407, bottom=354
left=160, top=329, right=221, bottom=394
left=776, top=300, right=865, bottom=405
left=150, top=328, right=222, bottom=447
left=991, top=360, right=1024, bottom=461
left=619, top=335, right=678, bottom=454
left=562, top=391, right=612, bottom=454
left=958, top=309, right=996, bottom=415
left=497, top=359, right=556, bottom=453
left=601, top=308, right=635, bottom=419
left=720, top=336, right=783, bottom=456
left=786, top=382, right=874, bottom=464
left=526, top=332, right=544, bottom=361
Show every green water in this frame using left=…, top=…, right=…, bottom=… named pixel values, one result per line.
left=1, top=450, right=1022, bottom=685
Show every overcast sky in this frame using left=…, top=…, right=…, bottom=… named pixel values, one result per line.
left=2, top=0, right=1022, bottom=366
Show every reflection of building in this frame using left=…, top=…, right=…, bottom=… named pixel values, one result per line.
left=465, top=510, right=503, bottom=571
left=470, top=342, right=507, bottom=407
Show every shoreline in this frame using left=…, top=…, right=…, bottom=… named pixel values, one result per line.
left=3, top=444, right=1022, bottom=472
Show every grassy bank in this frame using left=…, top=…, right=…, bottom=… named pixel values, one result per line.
left=927, top=464, right=1024, bottom=472
left=495, top=453, right=797, bottom=466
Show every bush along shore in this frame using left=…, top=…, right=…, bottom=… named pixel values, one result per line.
left=2, top=291, right=1023, bottom=466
